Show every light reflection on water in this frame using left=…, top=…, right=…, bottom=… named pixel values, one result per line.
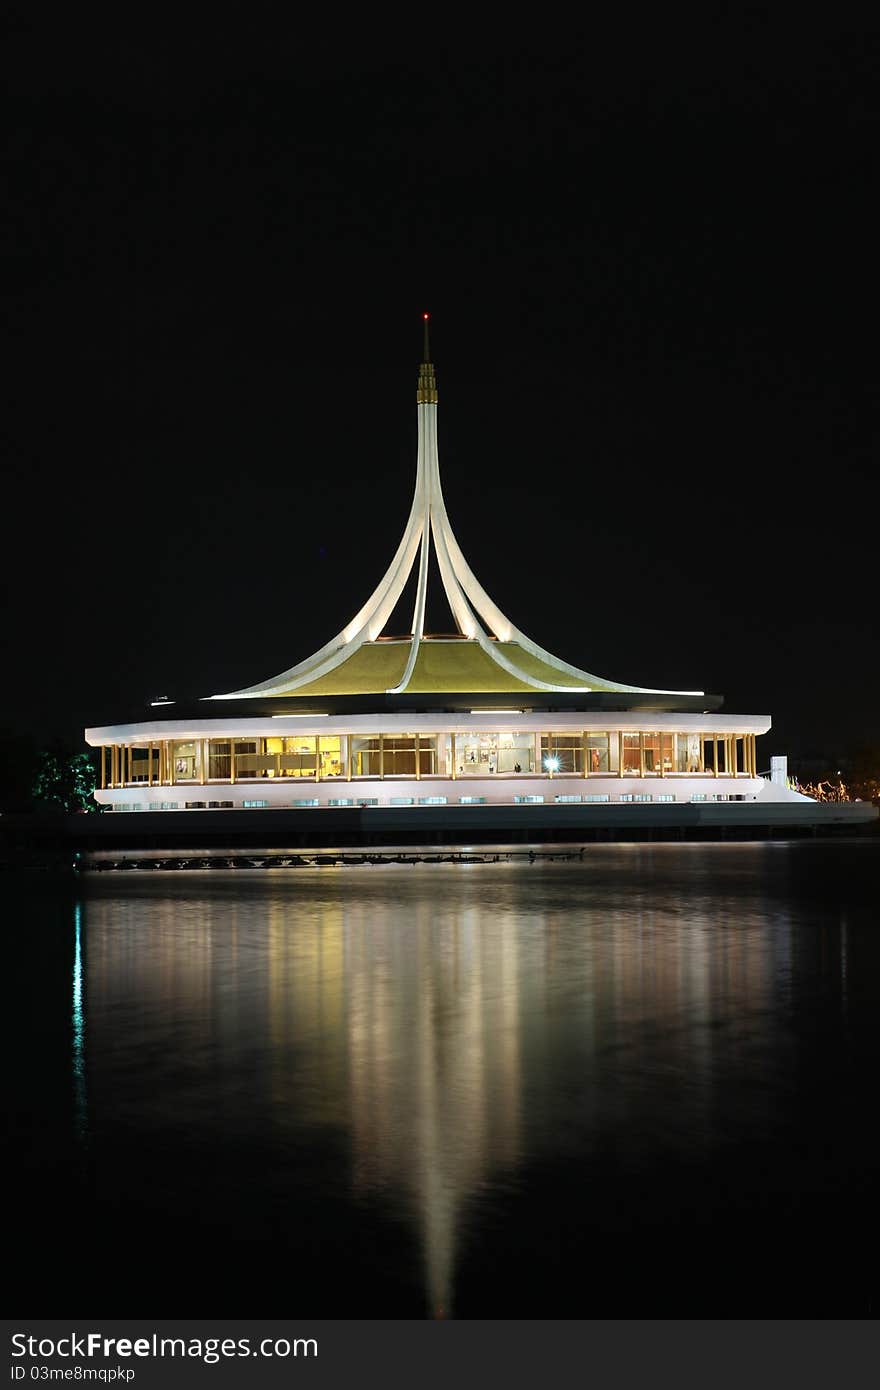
left=72, top=901, right=87, bottom=1145
left=60, top=841, right=880, bottom=1314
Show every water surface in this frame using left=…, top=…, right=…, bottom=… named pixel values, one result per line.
left=7, top=841, right=879, bottom=1316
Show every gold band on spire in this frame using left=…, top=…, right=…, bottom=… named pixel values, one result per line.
left=417, top=313, right=437, bottom=403
left=417, top=361, right=437, bottom=403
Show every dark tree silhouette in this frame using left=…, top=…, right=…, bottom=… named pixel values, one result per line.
left=32, top=746, right=101, bottom=813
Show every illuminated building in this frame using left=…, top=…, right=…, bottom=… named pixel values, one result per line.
left=85, top=320, right=815, bottom=817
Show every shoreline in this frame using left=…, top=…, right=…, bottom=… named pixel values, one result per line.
left=1, top=801, right=876, bottom=868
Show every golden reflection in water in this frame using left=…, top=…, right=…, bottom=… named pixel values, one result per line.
left=260, top=892, right=523, bottom=1316
left=267, top=900, right=347, bottom=1124
left=339, top=896, right=522, bottom=1317
left=80, top=857, right=798, bottom=1317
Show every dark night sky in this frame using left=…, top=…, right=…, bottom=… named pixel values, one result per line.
left=3, top=17, right=878, bottom=765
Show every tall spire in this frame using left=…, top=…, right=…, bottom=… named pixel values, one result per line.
left=209, top=319, right=703, bottom=701
left=417, top=312, right=437, bottom=404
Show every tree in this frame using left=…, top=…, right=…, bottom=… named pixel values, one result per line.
left=32, top=746, right=101, bottom=813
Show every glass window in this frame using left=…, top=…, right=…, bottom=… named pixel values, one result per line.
left=514, top=794, right=544, bottom=804
left=495, top=732, right=535, bottom=774
left=660, top=734, right=674, bottom=773
left=676, top=734, right=701, bottom=773
left=638, top=733, right=674, bottom=775
left=417, top=735, right=437, bottom=776
left=233, top=740, right=260, bottom=779
left=209, top=740, right=231, bottom=780
left=554, top=794, right=582, bottom=803
left=622, top=735, right=640, bottom=774
left=459, top=796, right=486, bottom=804
left=454, top=731, right=534, bottom=775
left=277, top=736, right=317, bottom=778
left=656, top=793, right=674, bottom=802
left=173, top=741, right=198, bottom=781
left=242, top=800, right=268, bottom=808
left=642, top=732, right=661, bottom=774
left=390, top=797, right=414, bottom=806
left=351, top=736, right=381, bottom=777
left=541, top=734, right=583, bottom=774
left=318, top=735, right=345, bottom=779
left=608, top=734, right=620, bottom=773
left=129, top=747, right=156, bottom=783
left=264, top=736, right=308, bottom=778
left=293, top=798, right=320, bottom=807
left=383, top=736, right=417, bottom=777
left=456, top=732, right=500, bottom=775
left=586, top=733, right=611, bottom=774
left=586, top=794, right=610, bottom=803
left=438, top=734, right=454, bottom=776
left=418, top=795, right=447, bottom=805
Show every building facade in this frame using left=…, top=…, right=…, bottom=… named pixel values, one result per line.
left=86, top=322, right=780, bottom=814
left=89, top=711, right=768, bottom=812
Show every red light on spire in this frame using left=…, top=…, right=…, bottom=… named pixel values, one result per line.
left=423, top=312, right=429, bottom=320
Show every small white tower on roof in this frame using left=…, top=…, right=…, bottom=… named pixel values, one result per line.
left=210, top=317, right=701, bottom=700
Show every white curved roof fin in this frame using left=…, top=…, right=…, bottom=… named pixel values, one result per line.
left=209, top=318, right=703, bottom=700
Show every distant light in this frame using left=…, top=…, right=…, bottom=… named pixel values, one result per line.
left=272, top=713, right=329, bottom=718
left=150, top=699, right=175, bottom=707
left=423, top=312, right=429, bottom=320
left=544, top=756, right=560, bottom=774
left=470, top=709, right=523, bottom=715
